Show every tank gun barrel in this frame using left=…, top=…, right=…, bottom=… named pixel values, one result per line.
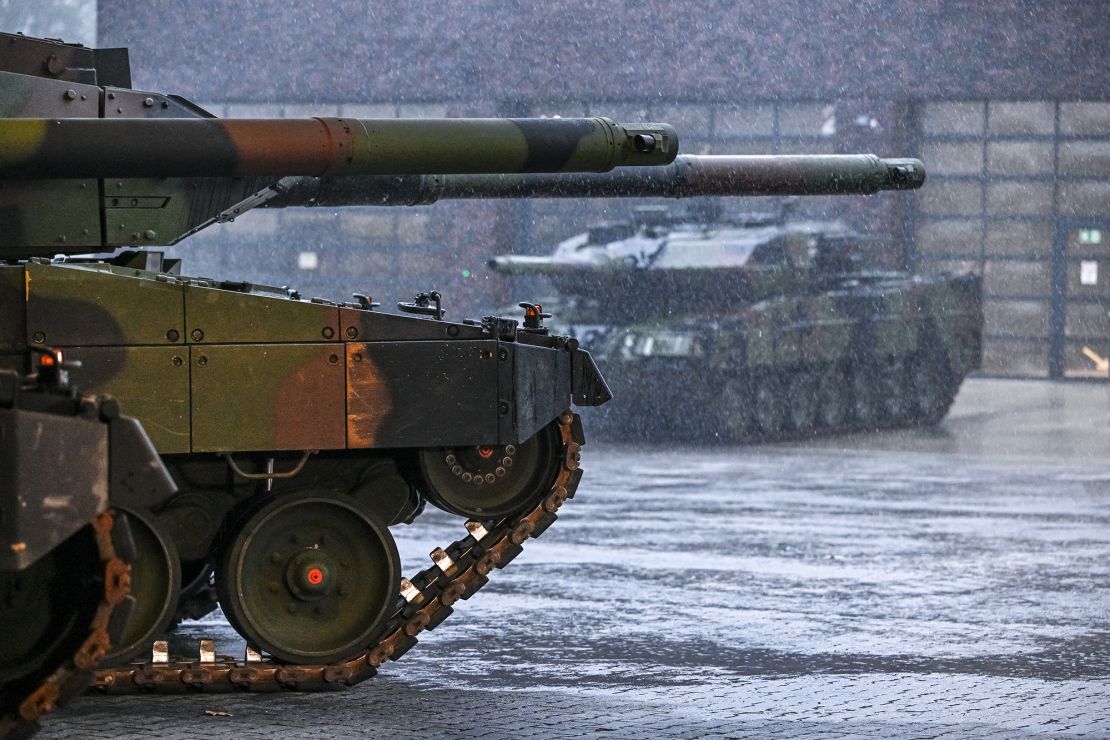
left=262, top=154, right=924, bottom=209
left=0, top=117, right=677, bottom=178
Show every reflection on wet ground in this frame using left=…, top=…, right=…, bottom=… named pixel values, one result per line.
left=42, top=379, right=1110, bottom=738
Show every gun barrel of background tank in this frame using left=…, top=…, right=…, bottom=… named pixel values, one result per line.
left=435, top=154, right=925, bottom=197
left=266, top=154, right=925, bottom=208
left=0, top=117, right=678, bottom=178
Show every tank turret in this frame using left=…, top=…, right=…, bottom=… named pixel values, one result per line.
left=490, top=202, right=858, bottom=294
left=488, top=202, right=877, bottom=310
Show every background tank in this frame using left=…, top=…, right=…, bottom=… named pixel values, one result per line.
left=490, top=200, right=983, bottom=441
left=0, top=31, right=925, bottom=726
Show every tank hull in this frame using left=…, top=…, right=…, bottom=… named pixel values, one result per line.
left=2, top=261, right=595, bottom=454
left=575, top=271, right=982, bottom=442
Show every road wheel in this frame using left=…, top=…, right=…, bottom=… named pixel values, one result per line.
left=99, top=507, right=180, bottom=665
left=818, top=366, right=850, bottom=430
left=851, top=362, right=881, bottom=429
left=717, top=377, right=754, bottom=441
left=418, top=421, right=562, bottom=519
left=217, top=494, right=400, bottom=664
left=752, top=372, right=786, bottom=436
left=786, top=369, right=820, bottom=434
left=1, top=527, right=103, bottom=721
left=879, top=359, right=912, bottom=423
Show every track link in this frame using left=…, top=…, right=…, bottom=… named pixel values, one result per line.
left=90, top=412, right=584, bottom=695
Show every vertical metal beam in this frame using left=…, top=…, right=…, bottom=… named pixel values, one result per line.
left=1049, top=101, right=1066, bottom=379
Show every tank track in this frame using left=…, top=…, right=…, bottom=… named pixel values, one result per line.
left=89, top=412, right=584, bottom=695
left=1, top=513, right=131, bottom=740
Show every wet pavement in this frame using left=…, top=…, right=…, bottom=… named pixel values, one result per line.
left=40, top=379, right=1110, bottom=738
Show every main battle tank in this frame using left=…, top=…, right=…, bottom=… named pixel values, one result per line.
left=0, top=31, right=925, bottom=732
left=490, top=202, right=982, bottom=440
left=0, top=31, right=673, bottom=724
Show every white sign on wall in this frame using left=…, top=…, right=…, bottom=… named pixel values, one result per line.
left=1080, top=260, right=1099, bottom=286
left=1079, top=229, right=1103, bottom=245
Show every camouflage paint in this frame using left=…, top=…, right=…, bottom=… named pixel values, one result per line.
left=0, top=50, right=679, bottom=255
left=190, top=343, right=346, bottom=453
left=62, top=346, right=190, bottom=453
left=10, top=260, right=588, bottom=454
left=0, top=117, right=678, bottom=179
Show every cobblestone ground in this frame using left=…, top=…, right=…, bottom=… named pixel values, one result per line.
left=39, top=380, right=1110, bottom=738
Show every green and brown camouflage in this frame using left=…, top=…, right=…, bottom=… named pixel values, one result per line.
left=0, top=114, right=676, bottom=254
left=1, top=258, right=594, bottom=454
left=0, top=117, right=676, bottom=181
left=488, top=206, right=982, bottom=441
left=0, top=29, right=676, bottom=256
